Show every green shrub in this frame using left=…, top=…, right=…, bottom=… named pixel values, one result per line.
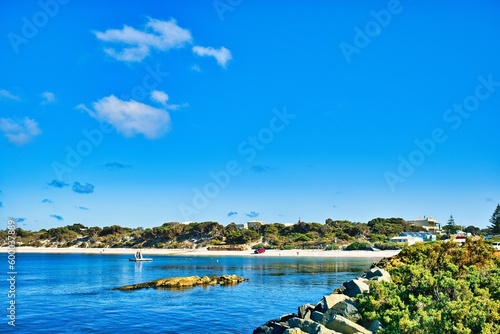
left=325, top=244, right=340, bottom=250
left=369, top=234, right=387, bottom=243
left=345, top=241, right=371, bottom=250
left=374, top=242, right=403, bottom=250
left=293, top=233, right=312, bottom=242
left=358, top=239, right=500, bottom=333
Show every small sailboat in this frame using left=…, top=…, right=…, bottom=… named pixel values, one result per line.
left=129, top=251, right=153, bottom=262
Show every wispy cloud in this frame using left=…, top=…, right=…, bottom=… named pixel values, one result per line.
left=149, top=90, right=182, bottom=110
left=47, top=180, right=69, bottom=188
left=0, top=117, right=42, bottom=145
left=192, top=46, right=232, bottom=68
left=42, top=198, right=54, bottom=204
left=0, top=201, right=2, bottom=208
left=0, top=89, right=21, bottom=101
left=150, top=90, right=168, bottom=105
left=246, top=211, right=259, bottom=218
left=40, top=91, right=56, bottom=105
left=227, top=211, right=238, bottom=217
left=190, top=64, right=201, bottom=72
left=72, top=182, right=94, bottom=194
left=103, top=162, right=132, bottom=171
left=485, top=197, right=493, bottom=202
left=94, top=18, right=192, bottom=62
left=77, top=95, right=171, bottom=139
left=50, top=214, right=63, bottom=221
left=251, top=165, right=274, bottom=173
left=76, top=206, right=89, bottom=211
left=14, top=217, right=26, bottom=223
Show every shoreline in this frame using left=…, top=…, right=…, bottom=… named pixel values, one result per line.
left=0, top=246, right=400, bottom=258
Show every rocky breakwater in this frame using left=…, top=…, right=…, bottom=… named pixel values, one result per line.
left=253, top=267, right=391, bottom=334
left=114, top=274, right=248, bottom=291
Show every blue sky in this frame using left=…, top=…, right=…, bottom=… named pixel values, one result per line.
left=1, top=0, right=499, bottom=230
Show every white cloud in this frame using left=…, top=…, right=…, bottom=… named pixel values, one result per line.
left=190, top=64, right=201, bottom=72
left=149, top=90, right=184, bottom=110
left=40, top=91, right=55, bottom=105
left=0, top=117, right=42, bottom=145
left=94, top=18, right=192, bottom=62
left=150, top=90, right=169, bottom=105
left=192, top=46, right=232, bottom=68
left=80, top=95, right=171, bottom=139
left=0, top=89, right=21, bottom=101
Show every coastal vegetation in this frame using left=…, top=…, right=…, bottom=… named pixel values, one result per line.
left=357, top=239, right=500, bottom=333
left=0, top=217, right=429, bottom=249
left=5, top=203, right=500, bottom=250
left=0, top=216, right=494, bottom=250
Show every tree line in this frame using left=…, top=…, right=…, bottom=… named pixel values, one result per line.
left=2, top=204, right=499, bottom=249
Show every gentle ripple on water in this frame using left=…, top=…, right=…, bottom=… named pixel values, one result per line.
left=2, top=253, right=382, bottom=333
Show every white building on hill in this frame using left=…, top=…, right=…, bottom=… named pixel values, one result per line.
left=236, top=220, right=265, bottom=229
left=407, top=216, right=441, bottom=232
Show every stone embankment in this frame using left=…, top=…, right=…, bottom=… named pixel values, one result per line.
left=253, top=267, right=391, bottom=334
left=114, top=274, right=248, bottom=291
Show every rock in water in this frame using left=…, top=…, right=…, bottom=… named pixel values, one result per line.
left=323, top=314, right=371, bottom=334
left=316, top=294, right=361, bottom=323
left=298, top=303, right=315, bottom=319
left=365, top=267, right=391, bottom=283
left=114, top=275, right=248, bottom=291
left=342, top=279, right=369, bottom=298
left=287, top=318, right=340, bottom=334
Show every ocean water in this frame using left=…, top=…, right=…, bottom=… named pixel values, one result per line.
left=2, top=253, right=381, bottom=333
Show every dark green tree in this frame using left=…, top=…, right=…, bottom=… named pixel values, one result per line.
left=489, top=204, right=500, bottom=234
left=465, top=225, right=481, bottom=235
left=443, top=215, right=458, bottom=234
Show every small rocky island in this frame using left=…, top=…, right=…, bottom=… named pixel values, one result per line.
left=114, top=274, right=248, bottom=291
left=253, top=267, right=391, bottom=334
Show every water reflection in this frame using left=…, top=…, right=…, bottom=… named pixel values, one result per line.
left=134, top=261, right=143, bottom=272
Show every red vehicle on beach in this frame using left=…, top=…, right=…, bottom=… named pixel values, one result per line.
left=254, top=248, right=266, bottom=254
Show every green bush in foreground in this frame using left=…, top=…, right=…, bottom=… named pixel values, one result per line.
left=357, top=239, right=500, bottom=334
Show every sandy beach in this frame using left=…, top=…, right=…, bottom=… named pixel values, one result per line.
left=0, top=246, right=400, bottom=258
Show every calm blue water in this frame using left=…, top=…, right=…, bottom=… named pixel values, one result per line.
left=2, top=253, right=381, bottom=333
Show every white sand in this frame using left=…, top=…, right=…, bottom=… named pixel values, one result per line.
left=0, top=247, right=400, bottom=258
